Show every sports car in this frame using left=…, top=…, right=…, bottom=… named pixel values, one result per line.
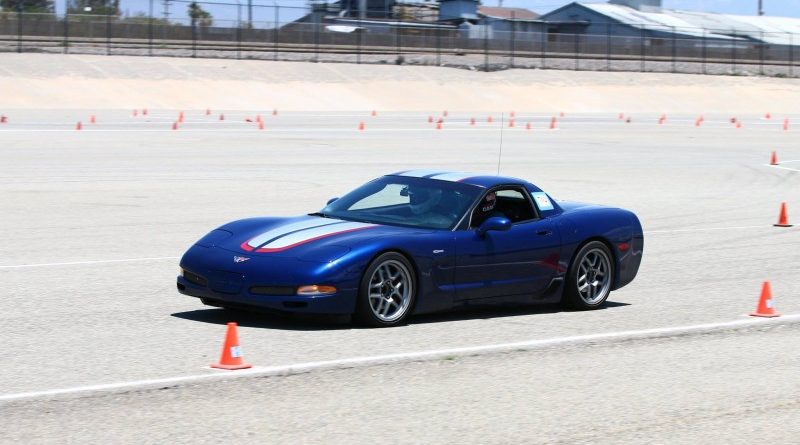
left=177, top=170, right=643, bottom=327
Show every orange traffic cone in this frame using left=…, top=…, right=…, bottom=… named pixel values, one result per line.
left=178, top=111, right=185, bottom=123
left=90, top=115, right=96, bottom=124
left=510, top=111, right=515, bottom=118
left=487, top=115, right=493, bottom=123
left=550, top=117, right=557, bottom=129
left=559, top=111, right=565, bottom=117
left=133, top=109, right=138, bottom=117
left=142, top=108, right=148, bottom=116
left=750, top=281, right=780, bottom=318
left=736, top=121, right=742, bottom=129
left=427, top=116, right=433, bottom=123
left=695, top=118, right=702, bottom=127
left=219, top=113, right=225, bottom=121
left=765, top=112, right=772, bottom=120
left=470, top=117, right=476, bottom=126
left=371, top=110, right=377, bottom=117
left=770, top=151, right=779, bottom=165
left=509, top=119, right=515, bottom=128
left=783, top=118, right=790, bottom=131
left=272, top=109, right=278, bottom=116
left=210, top=322, right=252, bottom=370
left=618, top=112, right=624, bottom=120
left=0, top=115, right=6, bottom=123
left=358, top=121, right=365, bottom=131
left=443, top=110, right=448, bottom=117
left=774, top=202, right=792, bottom=227
left=172, top=121, right=178, bottom=130
left=526, top=122, right=532, bottom=130
left=206, top=108, right=211, bottom=116
left=76, top=121, right=82, bottom=131
left=258, top=121, right=265, bottom=130
left=436, top=122, right=442, bottom=130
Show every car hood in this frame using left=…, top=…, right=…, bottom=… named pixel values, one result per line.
left=203, top=215, right=428, bottom=261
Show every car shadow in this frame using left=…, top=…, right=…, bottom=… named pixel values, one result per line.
left=171, top=300, right=630, bottom=331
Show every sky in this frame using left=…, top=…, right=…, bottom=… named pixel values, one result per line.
left=52, top=0, right=800, bottom=25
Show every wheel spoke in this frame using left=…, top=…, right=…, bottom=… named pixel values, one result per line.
left=381, top=299, right=394, bottom=316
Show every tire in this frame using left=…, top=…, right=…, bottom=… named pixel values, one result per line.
left=354, top=252, right=417, bottom=327
left=562, top=241, right=614, bottom=310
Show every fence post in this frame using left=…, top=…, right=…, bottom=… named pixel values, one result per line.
left=17, top=3, right=22, bottom=53
left=483, top=22, right=489, bottom=71
left=191, top=19, right=197, bottom=58
left=640, top=25, right=646, bottom=72
left=314, top=15, right=320, bottom=62
left=540, top=22, right=546, bottom=69
left=237, top=3, right=242, bottom=60
left=106, top=12, right=111, bottom=55
left=396, top=18, right=402, bottom=62
left=64, top=8, right=70, bottom=54
left=606, top=23, right=611, bottom=71
left=671, top=26, right=676, bottom=73
left=148, top=0, right=154, bottom=56
left=702, top=29, right=707, bottom=74
left=574, top=32, right=579, bottom=71
left=731, top=28, right=736, bottom=73
left=509, top=11, right=515, bottom=68
left=357, top=15, right=361, bottom=64
left=436, top=22, right=441, bottom=66
left=274, top=6, right=279, bottom=61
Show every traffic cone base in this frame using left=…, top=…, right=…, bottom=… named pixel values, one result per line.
left=770, top=151, right=779, bottom=166
left=210, top=322, right=252, bottom=370
left=774, top=202, right=792, bottom=227
left=750, top=282, right=780, bottom=317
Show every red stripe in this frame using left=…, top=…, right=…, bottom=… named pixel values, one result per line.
left=255, top=226, right=375, bottom=253
left=240, top=242, right=255, bottom=252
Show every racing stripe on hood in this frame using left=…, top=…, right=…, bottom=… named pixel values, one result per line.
left=240, top=218, right=343, bottom=251
left=254, top=222, right=377, bottom=253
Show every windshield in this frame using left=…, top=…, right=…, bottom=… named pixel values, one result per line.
left=321, top=176, right=483, bottom=229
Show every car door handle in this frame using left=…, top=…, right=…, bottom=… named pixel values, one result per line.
left=537, top=230, right=552, bottom=236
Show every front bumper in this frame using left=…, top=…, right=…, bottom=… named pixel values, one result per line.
left=177, top=275, right=357, bottom=314
left=177, top=244, right=361, bottom=315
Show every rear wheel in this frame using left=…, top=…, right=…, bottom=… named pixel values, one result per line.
left=563, top=241, right=614, bottom=310
left=354, top=252, right=416, bottom=327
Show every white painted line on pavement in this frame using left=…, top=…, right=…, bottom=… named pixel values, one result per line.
left=765, top=160, right=800, bottom=172
left=645, top=225, right=773, bottom=234
left=2, top=314, right=798, bottom=403
left=0, top=256, right=179, bottom=269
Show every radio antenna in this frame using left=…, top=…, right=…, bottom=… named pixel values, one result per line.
left=496, top=112, right=505, bottom=175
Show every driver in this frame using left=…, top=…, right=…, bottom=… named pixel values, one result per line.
left=471, top=191, right=503, bottom=227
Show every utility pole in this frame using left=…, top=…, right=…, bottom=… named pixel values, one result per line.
left=248, top=0, right=252, bottom=27
left=163, top=0, right=171, bottom=21
left=758, top=0, right=764, bottom=16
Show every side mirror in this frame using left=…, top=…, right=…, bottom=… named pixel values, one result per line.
left=326, top=197, right=339, bottom=205
left=477, top=217, right=511, bottom=237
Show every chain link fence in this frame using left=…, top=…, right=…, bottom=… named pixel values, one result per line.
left=0, top=6, right=797, bottom=77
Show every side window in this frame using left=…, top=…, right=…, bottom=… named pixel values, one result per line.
left=470, top=187, right=537, bottom=228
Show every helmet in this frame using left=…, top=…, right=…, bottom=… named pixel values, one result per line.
left=480, top=192, right=497, bottom=213
left=408, top=185, right=443, bottom=215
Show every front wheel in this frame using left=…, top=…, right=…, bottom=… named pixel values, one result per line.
left=354, top=252, right=416, bottom=327
left=562, top=241, right=614, bottom=310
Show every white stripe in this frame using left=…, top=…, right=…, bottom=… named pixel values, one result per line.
left=261, top=222, right=375, bottom=249
left=0, top=256, right=179, bottom=269
left=395, top=169, right=447, bottom=178
left=1, top=314, right=797, bottom=402
left=245, top=218, right=339, bottom=248
left=645, top=225, right=772, bottom=234
left=428, top=172, right=480, bottom=182
left=765, top=162, right=800, bottom=172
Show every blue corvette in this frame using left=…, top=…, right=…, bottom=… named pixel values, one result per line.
left=177, top=170, right=643, bottom=327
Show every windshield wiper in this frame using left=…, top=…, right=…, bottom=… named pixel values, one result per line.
left=308, top=212, right=330, bottom=218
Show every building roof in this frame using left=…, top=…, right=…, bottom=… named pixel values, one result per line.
left=478, top=6, right=540, bottom=21
left=575, top=2, right=800, bottom=44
